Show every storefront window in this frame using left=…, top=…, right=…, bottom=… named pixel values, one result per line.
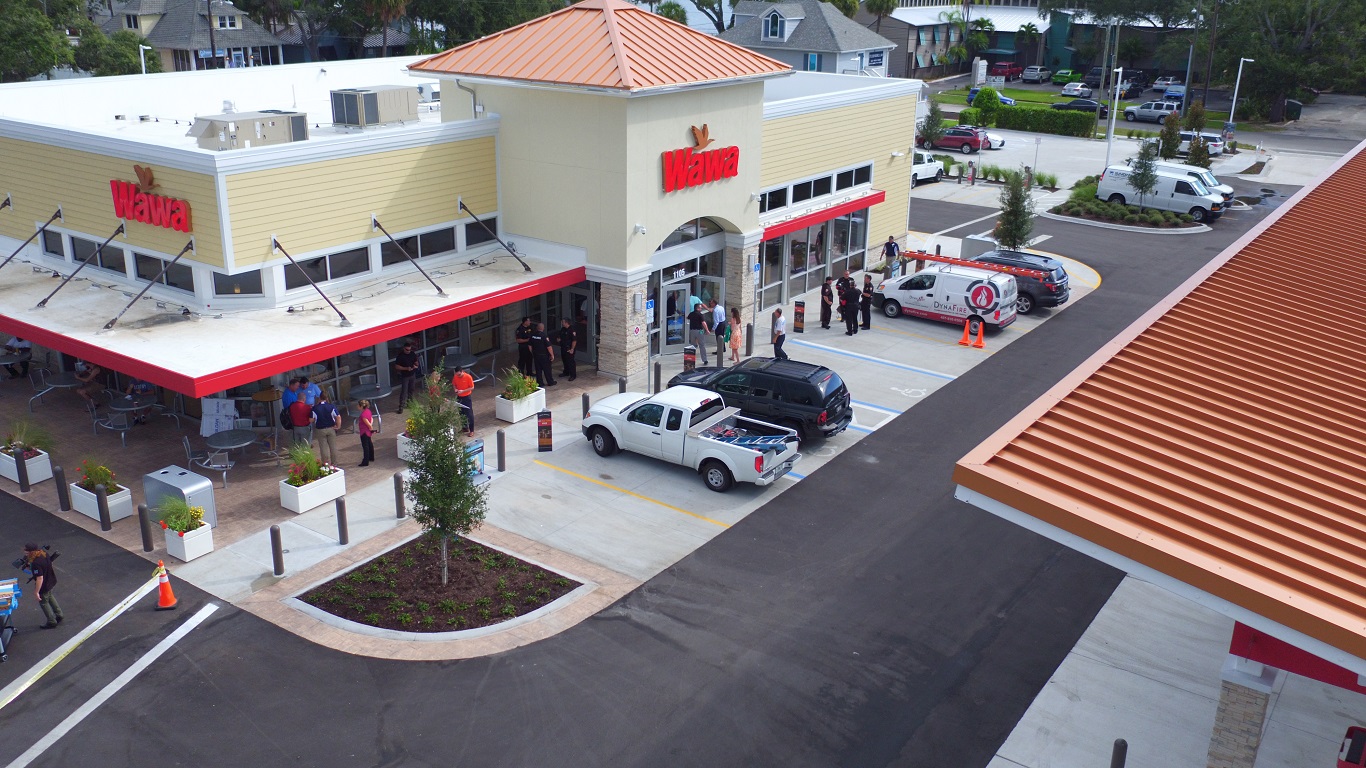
left=72, top=237, right=125, bottom=274
left=329, top=247, right=369, bottom=280
left=42, top=231, right=64, bottom=257
left=468, top=310, right=500, bottom=356
left=699, top=250, right=724, bottom=278
left=380, top=235, right=419, bottom=266
left=761, top=237, right=783, bottom=309
left=133, top=252, right=194, bottom=294
left=466, top=217, right=498, bottom=247
left=848, top=208, right=869, bottom=272
left=213, top=270, right=263, bottom=296
left=284, top=256, right=328, bottom=289
left=419, top=228, right=456, bottom=257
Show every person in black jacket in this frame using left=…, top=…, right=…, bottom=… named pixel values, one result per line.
left=515, top=318, right=534, bottom=376
left=529, top=323, right=557, bottom=387
left=820, top=277, right=834, bottom=329
left=556, top=318, right=578, bottom=382
left=843, top=283, right=861, bottom=336
left=860, top=274, right=874, bottom=330
left=22, top=543, right=62, bottom=629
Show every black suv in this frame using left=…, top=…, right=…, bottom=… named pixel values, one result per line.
left=667, top=358, right=852, bottom=441
left=1083, top=66, right=1105, bottom=88
left=971, top=249, right=1070, bottom=314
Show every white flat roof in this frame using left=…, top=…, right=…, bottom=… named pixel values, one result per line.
left=764, top=72, right=923, bottom=118
left=890, top=5, right=1050, bottom=32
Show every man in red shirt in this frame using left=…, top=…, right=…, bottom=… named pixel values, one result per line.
left=289, top=396, right=314, bottom=446
left=452, top=365, right=475, bottom=436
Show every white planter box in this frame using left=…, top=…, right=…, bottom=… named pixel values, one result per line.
left=397, top=433, right=415, bottom=462
left=278, top=468, right=346, bottom=513
left=495, top=388, right=546, bottom=424
left=70, top=483, right=134, bottom=523
left=0, top=449, right=52, bottom=484
left=164, top=522, right=213, bottom=562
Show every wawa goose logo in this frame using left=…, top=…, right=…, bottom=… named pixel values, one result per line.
left=662, top=124, right=740, bottom=194
left=110, top=165, right=192, bottom=233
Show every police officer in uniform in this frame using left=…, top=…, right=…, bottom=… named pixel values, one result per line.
left=529, top=322, right=557, bottom=387
left=843, top=282, right=861, bottom=336
left=820, top=277, right=834, bottom=329
left=556, top=318, right=578, bottom=382
left=860, top=274, right=874, bottom=330
left=515, top=317, right=534, bottom=376
left=835, top=270, right=855, bottom=326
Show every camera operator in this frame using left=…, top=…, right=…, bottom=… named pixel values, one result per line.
left=20, top=544, right=62, bottom=629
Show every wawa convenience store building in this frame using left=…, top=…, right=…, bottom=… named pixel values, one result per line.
left=0, top=0, right=921, bottom=405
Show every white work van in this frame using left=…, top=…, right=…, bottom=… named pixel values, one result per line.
left=873, top=262, right=1018, bottom=333
left=1097, top=165, right=1225, bottom=222
left=1151, top=160, right=1234, bottom=202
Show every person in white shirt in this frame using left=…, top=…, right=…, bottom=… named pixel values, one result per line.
left=772, top=309, right=789, bottom=360
left=711, top=299, right=727, bottom=365
left=4, top=337, right=32, bottom=379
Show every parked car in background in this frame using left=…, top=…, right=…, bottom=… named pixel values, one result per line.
left=1051, top=69, right=1083, bottom=84
left=668, top=358, right=853, bottom=442
left=989, top=62, right=1024, bottom=81
left=910, top=150, right=943, bottom=187
left=1022, top=66, right=1052, bottom=83
left=1150, top=160, right=1234, bottom=202
left=1060, top=82, right=1093, bottom=98
left=970, top=250, right=1070, bottom=315
left=1124, top=101, right=1181, bottom=123
left=1052, top=99, right=1109, bottom=117
left=1152, top=76, right=1182, bottom=91
left=1163, top=85, right=1187, bottom=104
left=982, top=130, right=1005, bottom=149
left=1124, top=70, right=1151, bottom=89
left=1116, top=81, right=1144, bottom=99
left=1198, top=132, right=1226, bottom=155
left=921, top=126, right=985, bottom=154
left=967, top=87, right=1017, bottom=106
left=1096, top=165, right=1224, bottom=222
left=1083, top=66, right=1106, bottom=88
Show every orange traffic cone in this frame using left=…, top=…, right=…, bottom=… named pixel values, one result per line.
left=957, top=320, right=972, bottom=346
left=155, top=560, right=178, bottom=611
left=971, top=322, right=986, bottom=349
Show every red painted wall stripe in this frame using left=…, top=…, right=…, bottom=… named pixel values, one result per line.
left=761, top=190, right=886, bottom=241
left=1230, top=622, right=1366, bottom=695
left=0, top=266, right=586, bottom=398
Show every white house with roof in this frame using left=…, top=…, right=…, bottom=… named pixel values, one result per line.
left=723, top=0, right=896, bottom=76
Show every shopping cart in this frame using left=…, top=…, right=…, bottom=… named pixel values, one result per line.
left=0, top=577, right=20, bottom=662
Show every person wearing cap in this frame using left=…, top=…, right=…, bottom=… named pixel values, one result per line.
left=452, top=365, right=476, bottom=436
left=21, top=543, right=62, bottom=629
left=394, top=339, right=420, bottom=413
left=556, top=318, right=578, bottom=382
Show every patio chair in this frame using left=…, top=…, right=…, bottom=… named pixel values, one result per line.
left=234, top=418, right=254, bottom=430
left=85, top=400, right=100, bottom=434
left=182, top=436, right=209, bottom=465
left=471, top=354, right=498, bottom=385
left=358, top=373, right=377, bottom=386
left=94, top=410, right=131, bottom=448
left=194, top=448, right=235, bottom=487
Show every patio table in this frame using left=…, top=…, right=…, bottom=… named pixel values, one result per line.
left=29, top=371, right=82, bottom=412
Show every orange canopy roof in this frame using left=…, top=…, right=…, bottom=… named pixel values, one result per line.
left=955, top=143, right=1366, bottom=664
left=409, top=0, right=791, bottom=92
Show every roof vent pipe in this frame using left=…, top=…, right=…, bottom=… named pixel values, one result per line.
left=454, top=79, right=480, bottom=118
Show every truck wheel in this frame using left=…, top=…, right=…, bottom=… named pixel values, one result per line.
left=882, top=300, right=902, bottom=318
left=934, top=168, right=943, bottom=182
left=1107, top=194, right=1126, bottom=205
left=1016, top=293, right=1036, bottom=315
left=1189, top=207, right=1209, bottom=222
left=590, top=427, right=617, bottom=457
left=1125, top=112, right=1136, bottom=122
left=960, top=143, right=973, bottom=154
left=701, top=461, right=734, bottom=493
left=910, top=173, right=919, bottom=188
left=968, top=316, right=985, bottom=336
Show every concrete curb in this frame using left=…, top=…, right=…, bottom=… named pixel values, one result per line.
left=1037, top=211, right=1213, bottom=235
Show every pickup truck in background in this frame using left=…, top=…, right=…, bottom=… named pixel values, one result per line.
left=989, top=62, right=1023, bottom=81
left=582, top=386, right=802, bottom=492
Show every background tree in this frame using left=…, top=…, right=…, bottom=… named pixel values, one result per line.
left=918, top=97, right=948, bottom=149
left=687, top=0, right=735, bottom=34
left=827, top=0, right=857, bottom=20
left=405, top=372, right=488, bottom=586
left=1185, top=136, right=1211, bottom=168
left=993, top=170, right=1034, bottom=252
left=965, top=16, right=993, bottom=61
left=1158, top=112, right=1181, bottom=159
left=1117, top=35, right=1147, bottom=69
left=865, top=0, right=896, bottom=32
left=363, top=0, right=410, bottom=57
left=1128, top=139, right=1159, bottom=210
left=973, top=86, right=1001, bottom=127
left=0, top=3, right=73, bottom=82
left=1182, top=99, right=1207, bottom=132
left=657, top=0, right=688, bottom=24
left=1015, top=21, right=1041, bottom=67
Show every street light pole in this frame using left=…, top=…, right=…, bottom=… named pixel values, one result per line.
left=139, top=44, right=152, bottom=75
left=1229, top=57, right=1254, bottom=123
left=1103, top=66, right=1123, bottom=170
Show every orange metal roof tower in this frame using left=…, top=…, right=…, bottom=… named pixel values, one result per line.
left=409, top=0, right=792, bottom=92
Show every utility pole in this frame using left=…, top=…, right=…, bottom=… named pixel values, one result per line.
left=1092, top=22, right=1113, bottom=141
left=206, top=0, right=219, bottom=69
left=1200, top=0, right=1222, bottom=108
left=1182, top=0, right=1202, bottom=117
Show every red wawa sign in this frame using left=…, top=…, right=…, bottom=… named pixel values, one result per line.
left=662, top=124, right=739, bottom=194
left=110, top=165, right=192, bottom=233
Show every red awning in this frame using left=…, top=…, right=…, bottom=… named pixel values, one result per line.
left=761, top=190, right=886, bottom=241
left=0, top=267, right=586, bottom=398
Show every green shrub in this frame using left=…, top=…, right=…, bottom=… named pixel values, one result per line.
left=1147, top=211, right=1164, bottom=225
left=934, top=154, right=955, bottom=172
left=1071, top=174, right=1100, bottom=190
left=1069, top=182, right=1098, bottom=203
left=1124, top=214, right=1139, bottom=223
left=1179, top=213, right=1195, bottom=223
left=1162, top=210, right=1179, bottom=223
left=1035, top=172, right=1057, bottom=189
left=1108, top=202, right=1129, bottom=218
left=1049, top=205, right=1063, bottom=214
left=995, top=106, right=1097, bottom=138
left=958, top=107, right=981, bottom=126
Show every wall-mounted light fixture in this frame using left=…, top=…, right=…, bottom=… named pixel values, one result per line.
left=891, top=151, right=905, bottom=158
left=750, top=192, right=762, bottom=202
left=633, top=224, right=647, bottom=235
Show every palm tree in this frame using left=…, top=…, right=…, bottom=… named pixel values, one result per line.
left=657, top=0, right=687, bottom=23
left=364, top=0, right=409, bottom=57
left=865, top=0, right=896, bottom=33
left=938, top=8, right=968, bottom=70
left=1016, top=21, right=1041, bottom=67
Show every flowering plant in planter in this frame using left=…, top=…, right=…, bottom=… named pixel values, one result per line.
left=76, top=459, right=124, bottom=494
left=500, top=368, right=540, bottom=401
left=402, top=417, right=417, bottom=438
left=284, top=442, right=339, bottom=487
left=156, top=498, right=205, bottom=536
left=2, top=419, right=52, bottom=460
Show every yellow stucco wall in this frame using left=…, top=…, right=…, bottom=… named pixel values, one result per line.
left=761, top=97, right=918, bottom=250
left=224, top=136, right=497, bottom=266
left=0, top=136, right=222, bottom=265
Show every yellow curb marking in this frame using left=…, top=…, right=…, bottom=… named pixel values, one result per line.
left=533, top=460, right=730, bottom=529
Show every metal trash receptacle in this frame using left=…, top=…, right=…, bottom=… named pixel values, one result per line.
left=1284, top=99, right=1302, bottom=121
left=143, top=466, right=218, bottom=528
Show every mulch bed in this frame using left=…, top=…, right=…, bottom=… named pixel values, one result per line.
left=300, top=535, right=581, bottom=633
left=1048, top=209, right=1201, bottom=228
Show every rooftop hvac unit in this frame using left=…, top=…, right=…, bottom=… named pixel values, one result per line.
left=330, top=86, right=419, bottom=128
left=187, top=110, right=308, bottom=151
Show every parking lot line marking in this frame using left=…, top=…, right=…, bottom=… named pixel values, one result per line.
left=933, top=211, right=1002, bottom=236
left=785, top=471, right=807, bottom=481
left=873, top=323, right=970, bottom=347
left=786, top=339, right=957, bottom=380
left=6, top=604, right=219, bottom=768
left=0, top=574, right=160, bottom=713
left=532, top=460, right=730, bottom=528
left=851, top=399, right=904, bottom=415
left=847, top=425, right=874, bottom=434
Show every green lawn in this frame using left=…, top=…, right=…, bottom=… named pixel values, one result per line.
left=937, top=85, right=1233, bottom=123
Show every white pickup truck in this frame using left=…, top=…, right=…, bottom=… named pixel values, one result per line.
left=581, top=386, right=802, bottom=492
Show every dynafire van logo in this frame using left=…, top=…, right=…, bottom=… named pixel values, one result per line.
left=662, top=124, right=740, bottom=194
left=966, top=280, right=1003, bottom=314
left=110, top=165, right=192, bottom=233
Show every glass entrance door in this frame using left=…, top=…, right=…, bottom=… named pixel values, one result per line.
left=561, top=286, right=595, bottom=364
left=663, top=283, right=690, bottom=354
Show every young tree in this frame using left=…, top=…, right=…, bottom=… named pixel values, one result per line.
left=993, top=170, right=1035, bottom=252
left=405, top=371, right=488, bottom=586
left=1186, top=136, right=1212, bottom=168
left=1182, top=99, right=1207, bottom=132
left=0, top=4, right=73, bottom=82
left=1128, top=139, right=1159, bottom=211
left=656, top=0, right=687, bottom=23
left=827, top=0, right=857, bottom=19
left=1159, top=112, right=1181, bottom=159
left=973, top=86, right=1001, bottom=126
left=865, top=0, right=896, bottom=31
left=918, top=97, right=947, bottom=150
left=1118, top=35, right=1148, bottom=68
left=1016, top=22, right=1041, bottom=66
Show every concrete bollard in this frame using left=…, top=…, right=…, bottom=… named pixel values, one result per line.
left=618, top=376, right=627, bottom=393
left=654, top=361, right=662, bottom=394
left=581, top=393, right=590, bottom=419
left=15, top=445, right=30, bottom=493
left=270, top=524, right=284, bottom=576
left=496, top=429, right=507, bottom=472
left=96, top=483, right=112, bottom=532
left=335, top=497, right=349, bottom=546
left=53, top=465, right=71, bottom=511
left=393, top=472, right=406, bottom=518
left=745, top=323, right=754, bottom=357
left=1110, top=739, right=1127, bottom=768
left=137, top=503, right=154, bottom=552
